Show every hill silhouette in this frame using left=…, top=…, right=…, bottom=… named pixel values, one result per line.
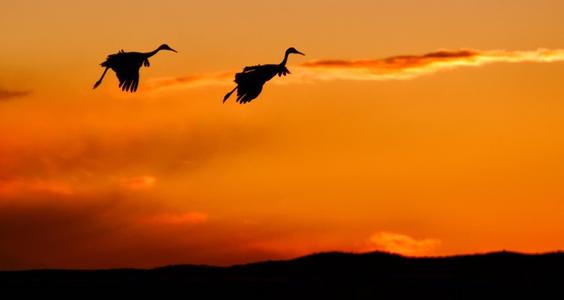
left=1, top=251, right=563, bottom=299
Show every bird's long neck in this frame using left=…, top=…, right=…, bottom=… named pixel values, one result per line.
left=280, top=52, right=291, bottom=67
left=145, top=47, right=162, bottom=58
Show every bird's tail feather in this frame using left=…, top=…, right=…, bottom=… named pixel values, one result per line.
left=93, top=67, right=109, bottom=89
left=223, top=86, right=237, bottom=103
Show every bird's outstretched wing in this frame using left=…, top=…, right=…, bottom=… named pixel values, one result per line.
left=236, top=82, right=264, bottom=104
left=101, top=52, right=124, bottom=68
left=230, top=64, right=282, bottom=103
left=243, top=65, right=263, bottom=72
left=100, top=51, right=141, bottom=92
left=277, top=66, right=290, bottom=77
left=234, top=70, right=266, bottom=104
left=116, top=67, right=140, bottom=92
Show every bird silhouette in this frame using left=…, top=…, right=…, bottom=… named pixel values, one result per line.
left=93, top=44, right=177, bottom=92
left=224, top=47, right=305, bottom=104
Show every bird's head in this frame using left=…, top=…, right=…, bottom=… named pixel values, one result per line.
left=158, top=44, right=178, bottom=53
left=286, top=47, right=305, bottom=56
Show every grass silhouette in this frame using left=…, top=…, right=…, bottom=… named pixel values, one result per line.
left=1, top=251, right=562, bottom=299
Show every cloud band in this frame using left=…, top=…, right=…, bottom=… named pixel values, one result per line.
left=148, top=48, right=564, bottom=91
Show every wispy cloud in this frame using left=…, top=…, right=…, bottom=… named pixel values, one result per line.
left=0, top=178, right=73, bottom=196
left=119, top=175, right=157, bottom=191
left=0, top=88, right=30, bottom=101
left=148, top=48, right=564, bottom=91
left=146, top=212, right=209, bottom=225
left=368, top=231, right=441, bottom=256
left=298, top=48, right=564, bottom=81
left=146, top=72, right=232, bottom=91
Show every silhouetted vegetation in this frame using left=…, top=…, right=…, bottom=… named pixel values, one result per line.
left=1, top=251, right=562, bottom=298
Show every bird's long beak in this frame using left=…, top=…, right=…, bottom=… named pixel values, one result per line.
left=170, top=48, right=178, bottom=53
left=297, top=51, right=305, bottom=56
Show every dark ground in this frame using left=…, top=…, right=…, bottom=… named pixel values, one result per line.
left=1, top=251, right=563, bottom=299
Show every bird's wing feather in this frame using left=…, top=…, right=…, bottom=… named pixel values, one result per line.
left=231, top=64, right=280, bottom=103
left=101, top=51, right=142, bottom=93
left=243, top=65, right=262, bottom=72
left=277, top=66, right=290, bottom=77
left=116, top=66, right=140, bottom=93
left=101, top=51, right=127, bottom=67
left=235, top=65, right=277, bottom=83
left=235, top=71, right=266, bottom=104
left=237, top=82, right=264, bottom=104
left=134, top=72, right=140, bottom=92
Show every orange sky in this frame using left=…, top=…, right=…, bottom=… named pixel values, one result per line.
left=1, top=0, right=564, bottom=269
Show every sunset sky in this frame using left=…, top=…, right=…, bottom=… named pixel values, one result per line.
left=2, top=0, right=564, bottom=269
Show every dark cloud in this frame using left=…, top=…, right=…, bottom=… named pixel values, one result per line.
left=0, top=189, right=290, bottom=270
left=0, top=120, right=271, bottom=180
left=0, top=191, right=132, bottom=269
left=0, top=88, right=30, bottom=101
left=0, top=120, right=278, bottom=269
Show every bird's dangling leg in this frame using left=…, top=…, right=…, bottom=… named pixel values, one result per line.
left=223, top=86, right=237, bottom=103
left=93, top=67, right=109, bottom=89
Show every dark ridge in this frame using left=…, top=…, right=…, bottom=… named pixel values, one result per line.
left=1, top=251, right=563, bottom=299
